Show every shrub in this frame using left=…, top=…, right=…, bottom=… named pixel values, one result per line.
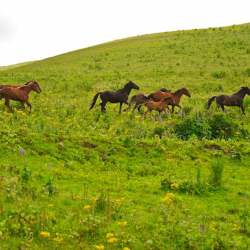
left=174, top=112, right=211, bottom=140
left=207, top=112, right=238, bottom=139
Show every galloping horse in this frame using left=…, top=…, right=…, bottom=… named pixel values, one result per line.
left=207, top=87, right=250, bottom=114
left=89, top=80, right=139, bottom=114
left=142, top=97, right=175, bottom=119
left=147, top=88, right=191, bottom=113
left=0, top=81, right=42, bottom=112
left=0, top=81, right=31, bottom=89
left=128, top=88, right=171, bottom=112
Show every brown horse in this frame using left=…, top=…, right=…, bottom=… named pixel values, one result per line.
left=89, top=80, right=139, bottom=114
left=147, top=88, right=191, bottom=113
left=142, top=97, right=175, bottom=119
left=0, top=81, right=31, bottom=89
left=0, top=81, right=41, bottom=112
left=207, top=87, right=250, bottom=114
left=128, top=88, right=171, bottom=112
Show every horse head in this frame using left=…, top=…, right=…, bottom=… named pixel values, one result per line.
left=128, top=80, right=139, bottom=90
left=183, top=88, right=191, bottom=97
left=241, top=87, right=250, bottom=95
left=32, top=81, right=42, bottom=93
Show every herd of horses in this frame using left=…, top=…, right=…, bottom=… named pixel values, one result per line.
left=0, top=80, right=250, bottom=118
left=89, top=80, right=250, bottom=118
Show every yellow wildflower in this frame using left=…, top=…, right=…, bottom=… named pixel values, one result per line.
left=124, top=248, right=130, bottom=250
left=162, top=193, right=175, bottom=204
left=40, top=231, right=50, bottom=238
left=53, top=237, right=63, bottom=243
left=106, top=233, right=114, bottom=238
left=94, top=244, right=105, bottom=250
left=117, top=221, right=127, bottom=227
left=170, top=182, right=179, bottom=189
left=108, top=237, right=118, bottom=243
left=84, top=205, right=91, bottom=210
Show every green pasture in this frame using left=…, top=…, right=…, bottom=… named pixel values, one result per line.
left=0, top=23, right=250, bottom=249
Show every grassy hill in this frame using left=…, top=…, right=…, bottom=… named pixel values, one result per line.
left=0, top=23, right=250, bottom=249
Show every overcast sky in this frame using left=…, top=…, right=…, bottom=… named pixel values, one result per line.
left=0, top=0, right=249, bottom=66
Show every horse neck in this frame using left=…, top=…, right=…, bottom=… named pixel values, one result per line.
left=236, top=89, right=247, bottom=99
left=123, top=86, right=132, bottom=95
left=21, top=83, right=34, bottom=94
left=174, top=90, right=184, bottom=98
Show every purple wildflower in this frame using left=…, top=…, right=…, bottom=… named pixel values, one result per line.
left=201, top=225, right=205, bottom=236
left=19, top=149, right=25, bottom=156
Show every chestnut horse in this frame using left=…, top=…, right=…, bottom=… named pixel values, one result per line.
left=0, top=81, right=31, bottom=89
left=142, top=97, right=175, bottom=119
left=128, top=88, right=171, bottom=112
left=207, top=87, right=250, bottom=114
left=147, top=88, right=191, bottom=113
left=0, top=81, right=41, bottom=112
left=89, top=80, right=139, bottom=114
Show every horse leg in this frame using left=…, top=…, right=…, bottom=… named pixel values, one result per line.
left=119, top=102, right=123, bottom=114
left=23, top=100, right=32, bottom=112
left=137, top=105, right=142, bottom=113
left=5, top=98, right=13, bottom=112
left=164, top=109, right=170, bottom=117
left=171, top=105, right=175, bottom=114
left=158, top=111, right=162, bottom=121
left=19, top=101, right=25, bottom=110
left=143, top=110, right=149, bottom=119
left=132, top=104, right=138, bottom=112
left=241, top=105, right=245, bottom=114
left=100, top=101, right=107, bottom=113
left=220, top=105, right=226, bottom=113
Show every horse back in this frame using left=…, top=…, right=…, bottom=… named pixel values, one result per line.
left=152, top=91, right=179, bottom=103
left=101, top=90, right=128, bottom=103
left=0, top=87, right=26, bottom=101
left=146, top=100, right=168, bottom=111
left=216, top=94, right=242, bottom=106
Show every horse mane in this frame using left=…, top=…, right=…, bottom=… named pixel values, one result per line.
left=173, top=88, right=183, bottom=95
left=117, top=82, right=131, bottom=93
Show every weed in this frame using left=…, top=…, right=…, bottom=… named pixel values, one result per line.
left=209, top=159, right=224, bottom=187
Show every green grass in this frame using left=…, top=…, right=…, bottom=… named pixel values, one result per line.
left=0, top=23, right=250, bottom=249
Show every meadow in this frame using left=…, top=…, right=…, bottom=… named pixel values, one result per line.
left=0, top=23, right=250, bottom=249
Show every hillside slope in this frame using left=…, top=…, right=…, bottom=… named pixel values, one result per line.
left=0, top=23, right=250, bottom=249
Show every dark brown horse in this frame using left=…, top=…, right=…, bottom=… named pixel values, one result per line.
left=128, top=88, right=171, bottom=112
left=207, top=87, right=250, bottom=114
left=143, top=97, right=175, bottom=119
left=0, top=81, right=31, bottom=89
left=147, top=88, right=191, bottom=113
left=0, top=81, right=41, bottom=112
left=89, top=80, right=139, bottom=114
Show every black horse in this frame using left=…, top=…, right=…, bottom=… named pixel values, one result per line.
left=207, top=87, right=250, bottom=114
left=89, top=80, right=139, bottom=114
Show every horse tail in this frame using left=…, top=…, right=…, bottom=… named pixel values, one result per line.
left=89, top=92, right=102, bottom=110
left=128, top=95, right=136, bottom=108
left=207, top=96, right=216, bottom=109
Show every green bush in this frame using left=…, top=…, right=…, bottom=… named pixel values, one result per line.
left=207, top=112, right=238, bottom=139
left=174, top=112, right=212, bottom=140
